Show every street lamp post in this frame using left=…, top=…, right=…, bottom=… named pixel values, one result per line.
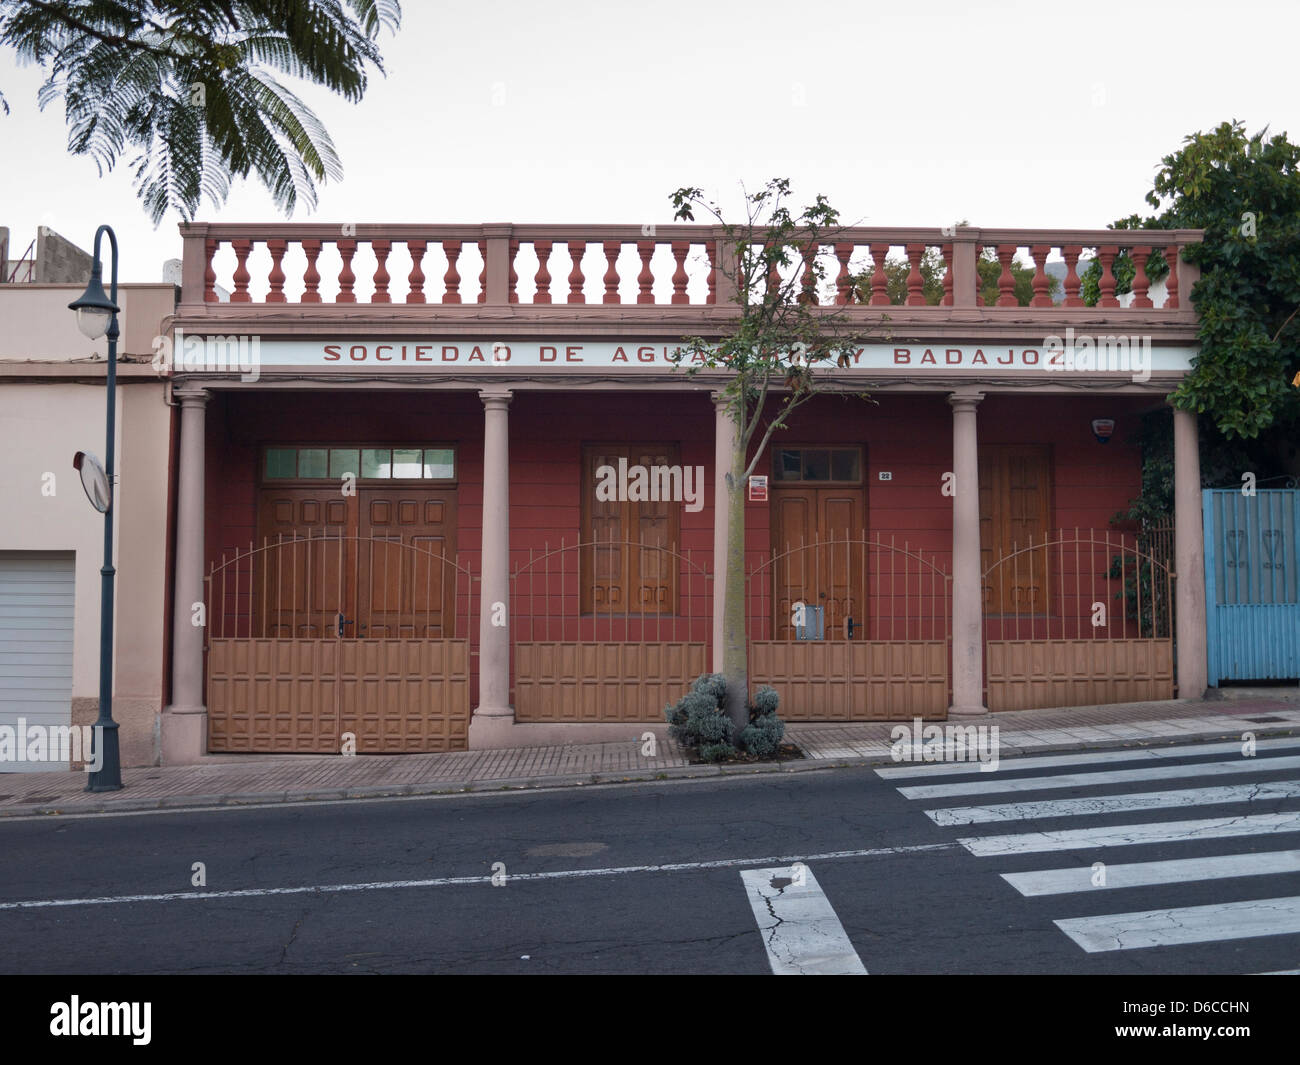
left=69, top=225, right=124, bottom=792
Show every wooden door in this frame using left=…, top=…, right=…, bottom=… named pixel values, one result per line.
left=979, top=446, right=1051, bottom=613
left=358, top=488, right=458, bottom=637
left=581, top=444, right=679, bottom=614
left=771, top=487, right=866, bottom=639
left=255, top=488, right=355, bottom=637
left=254, top=486, right=456, bottom=638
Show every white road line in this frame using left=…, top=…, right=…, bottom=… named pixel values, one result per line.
left=0, top=842, right=955, bottom=912
left=1002, top=849, right=1300, bottom=896
left=898, top=754, right=1300, bottom=801
left=929, top=780, right=1300, bottom=825
left=960, top=811, right=1300, bottom=857
left=877, top=737, right=1300, bottom=779
left=740, top=866, right=867, bottom=975
left=1056, top=896, right=1300, bottom=952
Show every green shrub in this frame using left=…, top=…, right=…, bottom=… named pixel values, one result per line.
left=665, top=674, right=732, bottom=749
left=665, top=677, right=786, bottom=760
left=691, top=673, right=727, bottom=700
left=740, top=686, right=785, bottom=759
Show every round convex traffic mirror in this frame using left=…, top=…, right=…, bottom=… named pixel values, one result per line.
left=73, top=451, right=111, bottom=513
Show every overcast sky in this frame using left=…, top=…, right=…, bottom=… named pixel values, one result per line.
left=1, top=0, right=1296, bottom=282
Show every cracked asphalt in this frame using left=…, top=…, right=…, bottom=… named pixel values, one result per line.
left=2, top=751, right=1299, bottom=974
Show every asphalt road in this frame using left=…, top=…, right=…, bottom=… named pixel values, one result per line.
left=2, top=737, right=1300, bottom=975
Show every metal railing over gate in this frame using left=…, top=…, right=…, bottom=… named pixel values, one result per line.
left=744, top=532, right=952, bottom=720
left=510, top=534, right=713, bottom=722
left=982, top=528, right=1174, bottom=710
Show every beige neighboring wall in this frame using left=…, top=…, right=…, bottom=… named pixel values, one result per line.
left=0, top=282, right=176, bottom=768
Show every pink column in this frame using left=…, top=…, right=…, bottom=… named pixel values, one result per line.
left=949, top=391, right=989, bottom=717
left=161, top=385, right=209, bottom=763
left=711, top=390, right=738, bottom=671
left=1174, top=406, right=1208, bottom=697
left=470, top=388, right=514, bottom=744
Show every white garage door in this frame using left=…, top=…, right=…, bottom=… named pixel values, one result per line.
left=0, top=553, right=76, bottom=774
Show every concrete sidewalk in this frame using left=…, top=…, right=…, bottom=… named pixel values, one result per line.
left=2, top=691, right=1298, bottom=818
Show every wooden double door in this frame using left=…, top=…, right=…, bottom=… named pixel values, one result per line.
left=255, top=486, right=458, bottom=638
left=770, top=486, right=867, bottom=640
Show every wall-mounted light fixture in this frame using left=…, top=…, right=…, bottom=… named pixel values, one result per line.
left=1091, top=418, right=1116, bottom=444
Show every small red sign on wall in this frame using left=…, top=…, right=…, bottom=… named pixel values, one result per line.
left=749, top=475, right=768, bottom=502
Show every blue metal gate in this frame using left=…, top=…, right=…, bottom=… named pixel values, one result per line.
left=1203, top=488, right=1300, bottom=683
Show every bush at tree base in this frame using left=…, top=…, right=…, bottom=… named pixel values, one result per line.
left=742, top=685, right=785, bottom=759
left=664, top=675, right=785, bottom=762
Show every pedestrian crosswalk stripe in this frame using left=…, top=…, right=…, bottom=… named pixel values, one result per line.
left=1055, top=895, right=1300, bottom=952
left=928, top=780, right=1300, bottom=826
left=898, top=754, right=1300, bottom=801
left=740, top=866, right=868, bottom=975
left=877, top=737, right=1300, bottom=780
left=1001, top=849, right=1300, bottom=896
left=959, top=810, right=1300, bottom=857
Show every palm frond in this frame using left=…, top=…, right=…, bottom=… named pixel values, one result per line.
left=0, top=0, right=401, bottom=220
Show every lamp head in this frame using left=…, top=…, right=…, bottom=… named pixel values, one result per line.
left=68, top=264, right=119, bottom=341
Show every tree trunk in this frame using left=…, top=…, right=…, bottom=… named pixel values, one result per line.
left=722, top=444, right=749, bottom=741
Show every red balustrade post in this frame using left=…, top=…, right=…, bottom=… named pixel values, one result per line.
left=868, top=243, right=891, bottom=305
left=1130, top=245, right=1153, bottom=308
left=1029, top=244, right=1052, bottom=307
left=508, top=239, right=519, bottom=304
left=567, top=241, right=586, bottom=304
left=533, top=240, right=553, bottom=304
left=230, top=239, right=252, bottom=302
left=636, top=240, right=656, bottom=304
left=705, top=241, right=718, bottom=305
left=1062, top=245, right=1084, bottom=307
left=994, top=245, right=1017, bottom=306
left=300, top=240, right=322, bottom=303
left=800, top=243, right=818, bottom=305
left=905, top=243, right=925, bottom=306
left=266, top=239, right=287, bottom=303
left=1097, top=245, right=1119, bottom=307
left=1174, top=236, right=1198, bottom=309
left=442, top=239, right=462, bottom=304
left=602, top=240, right=622, bottom=304
left=202, top=238, right=218, bottom=303
left=670, top=241, right=690, bottom=304
left=1164, top=242, right=1180, bottom=309
left=477, top=239, right=487, bottom=304
left=406, top=239, right=427, bottom=304
left=371, top=238, right=392, bottom=303
left=941, top=242, right=954, bottom=306
left=336, top=239, right=357, bottom=303
left=834, top=243, right=854, bottom=305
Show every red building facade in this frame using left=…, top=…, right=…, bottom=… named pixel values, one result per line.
left=160, top=223, right=1209, bottom=762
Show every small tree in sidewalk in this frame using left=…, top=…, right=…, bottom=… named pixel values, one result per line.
left=668, top=178, right=887, bottom=741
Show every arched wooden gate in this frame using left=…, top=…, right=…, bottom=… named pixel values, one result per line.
left=204, top=533, right=474, bottom=752
left=746, top=532, right=952, bottom=719
left=510, top=536, right=713, bottom=722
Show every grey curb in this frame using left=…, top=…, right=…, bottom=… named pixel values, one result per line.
left=2, top=725, right=1295, bottom=820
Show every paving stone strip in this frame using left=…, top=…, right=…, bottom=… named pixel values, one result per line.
left=1, top=698, right=1297, bottom=817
